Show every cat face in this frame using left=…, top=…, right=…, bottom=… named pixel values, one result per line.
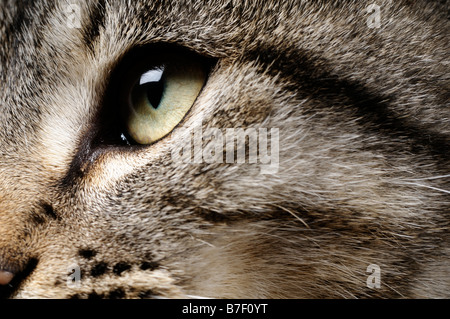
left=0, top=0, right=448, bottom=298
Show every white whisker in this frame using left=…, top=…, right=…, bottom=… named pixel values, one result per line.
left=185, top=295, right=214, bottom=299
left=405, top=175, right=450, bottom=181
left=404, top=182, right=450, bottom=194
left=273, top=204, right=311, bottom=229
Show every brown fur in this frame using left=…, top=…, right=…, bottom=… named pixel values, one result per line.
left=0, top=0, right=449, bottom=298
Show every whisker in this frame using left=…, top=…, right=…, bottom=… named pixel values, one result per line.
left=404, top=175, right=450, bottom=181
left=185, top=295, right=214, bottom=299
left=273, top=204, right=311, bottom=229
left=404, top=182, right=450, bottom=194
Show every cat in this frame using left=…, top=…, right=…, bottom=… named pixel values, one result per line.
left=0, top=0, right=448, bottom=298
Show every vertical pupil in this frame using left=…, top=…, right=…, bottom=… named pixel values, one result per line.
left=139, top=67, right=165, bottom=109
left=144, top=81, right=164, bottom=109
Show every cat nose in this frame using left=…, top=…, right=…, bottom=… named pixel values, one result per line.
left=0, top=245, right=34, bottom=288
left=0, top=270, right=14, bottom=285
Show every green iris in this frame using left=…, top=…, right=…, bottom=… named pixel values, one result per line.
left=124, top=54, right=207, bottom=144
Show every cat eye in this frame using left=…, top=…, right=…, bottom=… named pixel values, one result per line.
left=121, top=52, right=207, bottom=144
left=99, top=46, right=211, bottom=147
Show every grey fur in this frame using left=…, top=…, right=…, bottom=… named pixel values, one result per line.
left=0, top=0, right=449, bottom=298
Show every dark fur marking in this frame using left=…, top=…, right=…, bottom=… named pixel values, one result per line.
left=81, top=0, right=106, bottom=53
left=88, top=291, right=104, bottom=299
left=30, top=212, right=45, bottom=225
left=247, top=46, right=450, bottom=164
left=2, top=1, right=57, bottom=96
left=195, top=207, right=231, bottom=224
left=29, top=203, right=58, bottom=225
left=90, top=262, right=108, bottom=277
left=138, top=290, right=154, bottom=299
left=108, top=287, right=125, bottom=299
left=42, top=203, right=58, bottom=220
left=78, top=249, right=97, bottom=259
left=140, top=261, right=159, bottom=271
left=53, top=278, right=64, bottom=287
